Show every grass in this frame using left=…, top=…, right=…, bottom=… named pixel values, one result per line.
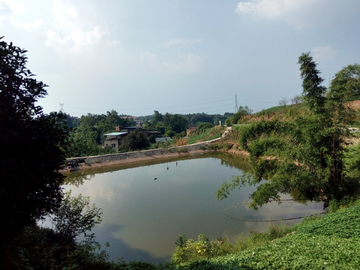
left=171, top=200, right=360, bottom=269
left=187, top=126, right=225, bottom=144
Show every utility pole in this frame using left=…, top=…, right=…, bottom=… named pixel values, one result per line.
left=235, top=95, right=238, bottom=113
left=59, top=103, right=64, bottom=112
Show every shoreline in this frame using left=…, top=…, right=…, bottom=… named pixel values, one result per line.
left=60, top=149, right=209, bottom=173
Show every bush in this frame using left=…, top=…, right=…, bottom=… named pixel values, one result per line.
left=119, top=129, right=150, bottom=152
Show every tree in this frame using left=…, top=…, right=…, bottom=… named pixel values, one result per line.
left=278, top=97, right=289, bottom=106
left=216, top=53, right=358, bottom=209
left=291, top=95, right=302, bottom=105
left=0, top=38, right=71, bottom=261
left=197, top=122, right=214, bottom=132
left=226, top=105, right=252, bottom=125
left=14, top=192, right=107, bottom=269
left=152, top=110, right=163, bottom=125
left=328, top=63, right=360, bottom=102
left=51, top=191, right=102, bottom=245
left=119, top=129, right=150, bottom=152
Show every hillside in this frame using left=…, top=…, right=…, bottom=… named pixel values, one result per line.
left=236, top=100, right=360, bottom=125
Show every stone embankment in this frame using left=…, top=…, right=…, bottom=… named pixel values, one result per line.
left=63, top=137, right=223, bottom=172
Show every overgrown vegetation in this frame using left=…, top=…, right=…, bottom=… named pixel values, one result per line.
left=171, top=200, right=360, bottom=269
left=225, top=106, right=252, bottom=125
left=217, top=52, right=360, bottom=209
left=171, top=224, right=295, bottom=265
left=187, top=126, right=225, bottom=144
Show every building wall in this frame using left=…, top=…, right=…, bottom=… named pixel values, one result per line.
left=104, top=138, right=119, bottom=151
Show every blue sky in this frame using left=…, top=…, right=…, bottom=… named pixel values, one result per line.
left=1, top=0, right=359, bottom=117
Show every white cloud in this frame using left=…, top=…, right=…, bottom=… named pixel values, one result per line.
left=162, top=53, right=202, bottom=73
left=163, top=38, right=201, bottom=49
left=311, top=46, right=337, bottom=63
left=235, top=0, right=318, bottom=28
left=51, top=0, right=77, bottom=25
left=139, top=51, right=157, bottom=62
left=0, top=1, right=12, bottom=18
left=45, top=0, right=109, bottom=53
left=20, top=18, right=43, bottom=32
left=0, top=0, right=27, bottom=15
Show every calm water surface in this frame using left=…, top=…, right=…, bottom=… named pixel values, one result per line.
left=63, top=153, right=323, bottom=264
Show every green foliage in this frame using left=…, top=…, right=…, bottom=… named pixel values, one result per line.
left=119, top=129, right=150, bottom=152
left=216, top=53, right=360, bottom=209
left=183, top=112, right=233, bottom=125
left=12, top=192, right=170, bottom=269
left=50, top=191, right=102, bottom=245
left=11, top=193, right=109, bottom=269
left=149, top=111, right=188, bottom=136
left=226, top=106, right=252, bottom=125
left=254, top=103, right=307, bottom=118
left=149, top=139, right=174, bottom=149
left=172, top=205, right=360, bottom=269
left=298, top=52, right=327, bottom=112
left=188, top=126, right=225, bottom=144
left=328, top=63, right=360, bottom=102
left=148, top=134, right=156, bottom=144
left=171, top=224, right=296, bottom=266
left=69, top=111, right=134, bottom=157
left=0, top=37, right=71, bottom=261
left=172, top=234, right=215, bottom=264
left=197, top=122, right=214, bottom=132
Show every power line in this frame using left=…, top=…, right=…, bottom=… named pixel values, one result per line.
left=66, top=97, right=277, bottom=112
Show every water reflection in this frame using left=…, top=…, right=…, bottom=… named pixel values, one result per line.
left=62, top=152, right=323, bottom=264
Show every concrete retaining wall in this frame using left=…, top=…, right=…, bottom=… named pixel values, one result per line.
left=67, top=138, right=220, bottom=165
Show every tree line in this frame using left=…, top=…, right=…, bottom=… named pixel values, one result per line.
left=65, top=110, right=233, bottom=157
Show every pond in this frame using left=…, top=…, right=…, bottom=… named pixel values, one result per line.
left=62, top=152, right=323, bottom=264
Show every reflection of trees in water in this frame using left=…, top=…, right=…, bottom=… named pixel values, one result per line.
left=63, top=172, right=96, bottom=187
left=289, top=189, right=309, bottom=205
left=215, top=152, right=251, bottom=172
left=215, top=152, right=318, bottom=206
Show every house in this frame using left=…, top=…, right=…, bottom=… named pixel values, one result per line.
left=120, top=126, right=148, bottom=137
left=104, top=127, right=149, bottom=151
left=103, top=132, right=128, bottom=151
left=186, top=124, right=197, bottom=136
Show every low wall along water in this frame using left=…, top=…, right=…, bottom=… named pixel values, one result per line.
left=66, top=139, right=220, bottom=168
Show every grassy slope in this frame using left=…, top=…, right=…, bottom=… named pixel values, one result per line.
left=242, top=101, right=360, bottom=126
left=187, top=126, right=225, bottom=144
left=174, top=204, right=360, bottom=269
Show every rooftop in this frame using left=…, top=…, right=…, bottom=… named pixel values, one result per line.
left=104, top=132, right=128, bottom=136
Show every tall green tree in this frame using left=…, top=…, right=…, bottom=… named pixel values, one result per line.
left=0, top=38, right=71, bottom=263
left=216, top=53, right=358, bottom=209
left=328, top=63, right=360, bottom=103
